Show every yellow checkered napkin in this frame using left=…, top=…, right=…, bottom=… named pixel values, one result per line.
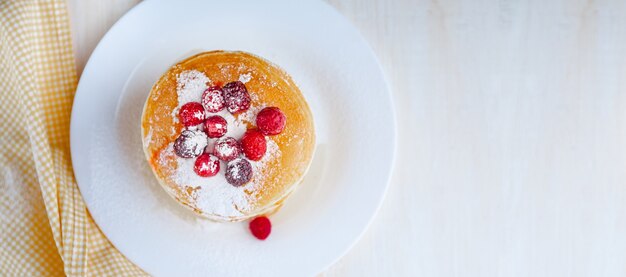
left=0, top=1, right=146, bottom=276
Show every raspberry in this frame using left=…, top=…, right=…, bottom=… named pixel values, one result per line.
left=173, top=130, right=208, bottom=158
left=223, top=81, right=251, bottom=114
left=256, top=107, right=286, bottom=135
left=225, top=158, right=253, bottom=187
left=240, top=129, right=266, bottom=161
left=204, top=115, right=227, bottom=138
left=194, top=153, right=220, bottom=177
left=213, top=137, right=241, bottom=162
left=178, top=102, right=205, bottom=127
left=249, top=216, right=271, bottom=240
left=201, top=86, right=225, bottom=113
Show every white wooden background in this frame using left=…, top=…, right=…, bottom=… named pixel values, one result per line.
left=68, top=0, right=626, bottom=276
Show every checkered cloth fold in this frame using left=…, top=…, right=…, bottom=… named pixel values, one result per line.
left=0, top=1, right=146, bottom=276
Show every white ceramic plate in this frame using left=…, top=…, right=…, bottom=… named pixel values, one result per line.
left=71, top=0, right=395, bottom=276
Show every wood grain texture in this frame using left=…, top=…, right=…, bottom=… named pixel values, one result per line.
left=68, top=0, right=626, bottom=276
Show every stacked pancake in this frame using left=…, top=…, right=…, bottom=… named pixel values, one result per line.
left=141, top=51, right=315, bottom=222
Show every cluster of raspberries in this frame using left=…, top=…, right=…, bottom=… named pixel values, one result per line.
left=173, top=80, right=286, bottom=187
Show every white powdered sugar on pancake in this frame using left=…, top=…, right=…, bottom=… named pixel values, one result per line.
left=158, top=137, right=280, bottom=217
left=157, top=69, right=282, bottom=218
left=249, top=138, right=281, bottom=190
left=143, top=128, right=153, bottom=146
left=205, top=109, right=247, bottom=151
left=162, top=142, right=250, bottom=216
left=238, top=105, right=263, bottom=125
left=177, top=70, right=210, bottom=104
left=238, top=72, right=252, bottom=83
left=171, top=70, right=210, bottom=123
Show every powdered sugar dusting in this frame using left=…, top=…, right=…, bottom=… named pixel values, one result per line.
left=159, top=132, right=282, bottom=217
left=238, top=105, right=263, bottom=125
left=173, top=130, right=207, bottom=158
left=206, top=110, right=246, bottom=151
left=239, top=73, right=252, bottom=83
left=160, top=70, right=282, bottom=217
left=143, top=128, right=153, bottom=146
left=177, top=70, right=210, bottom=104
left=249, top=138, right=281, bottom=192
left=172, top=70, right=210, bottom=123
left=160, top=143, right=250, bottom=216
left=215, top=139, right=237, bottom=156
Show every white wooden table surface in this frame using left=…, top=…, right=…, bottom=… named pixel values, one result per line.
left=68, top=0, right=626, bottom=276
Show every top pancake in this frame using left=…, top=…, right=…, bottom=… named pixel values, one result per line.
left=141, top=51, right=315, bottom=221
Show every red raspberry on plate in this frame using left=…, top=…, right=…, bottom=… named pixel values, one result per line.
left=223, top=81, right=251, bottom=114
left=201, top=86, right=225, bottom=113
left=173, top=129, right=208, bottom=158
left=240, top=129, right=266, bottom=161
left=256, top=107, right=286, bottom=135
left=179, top=102, right=205, bottom=127
left=204, top=115, right=227, bottom=138
left=194, top=153, right=220, bottom=177
left=249, top=216, right=271, bottom=240
left=213, top=137, right=241, bottom=162
left=225, top=158, right=253, bottom=187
